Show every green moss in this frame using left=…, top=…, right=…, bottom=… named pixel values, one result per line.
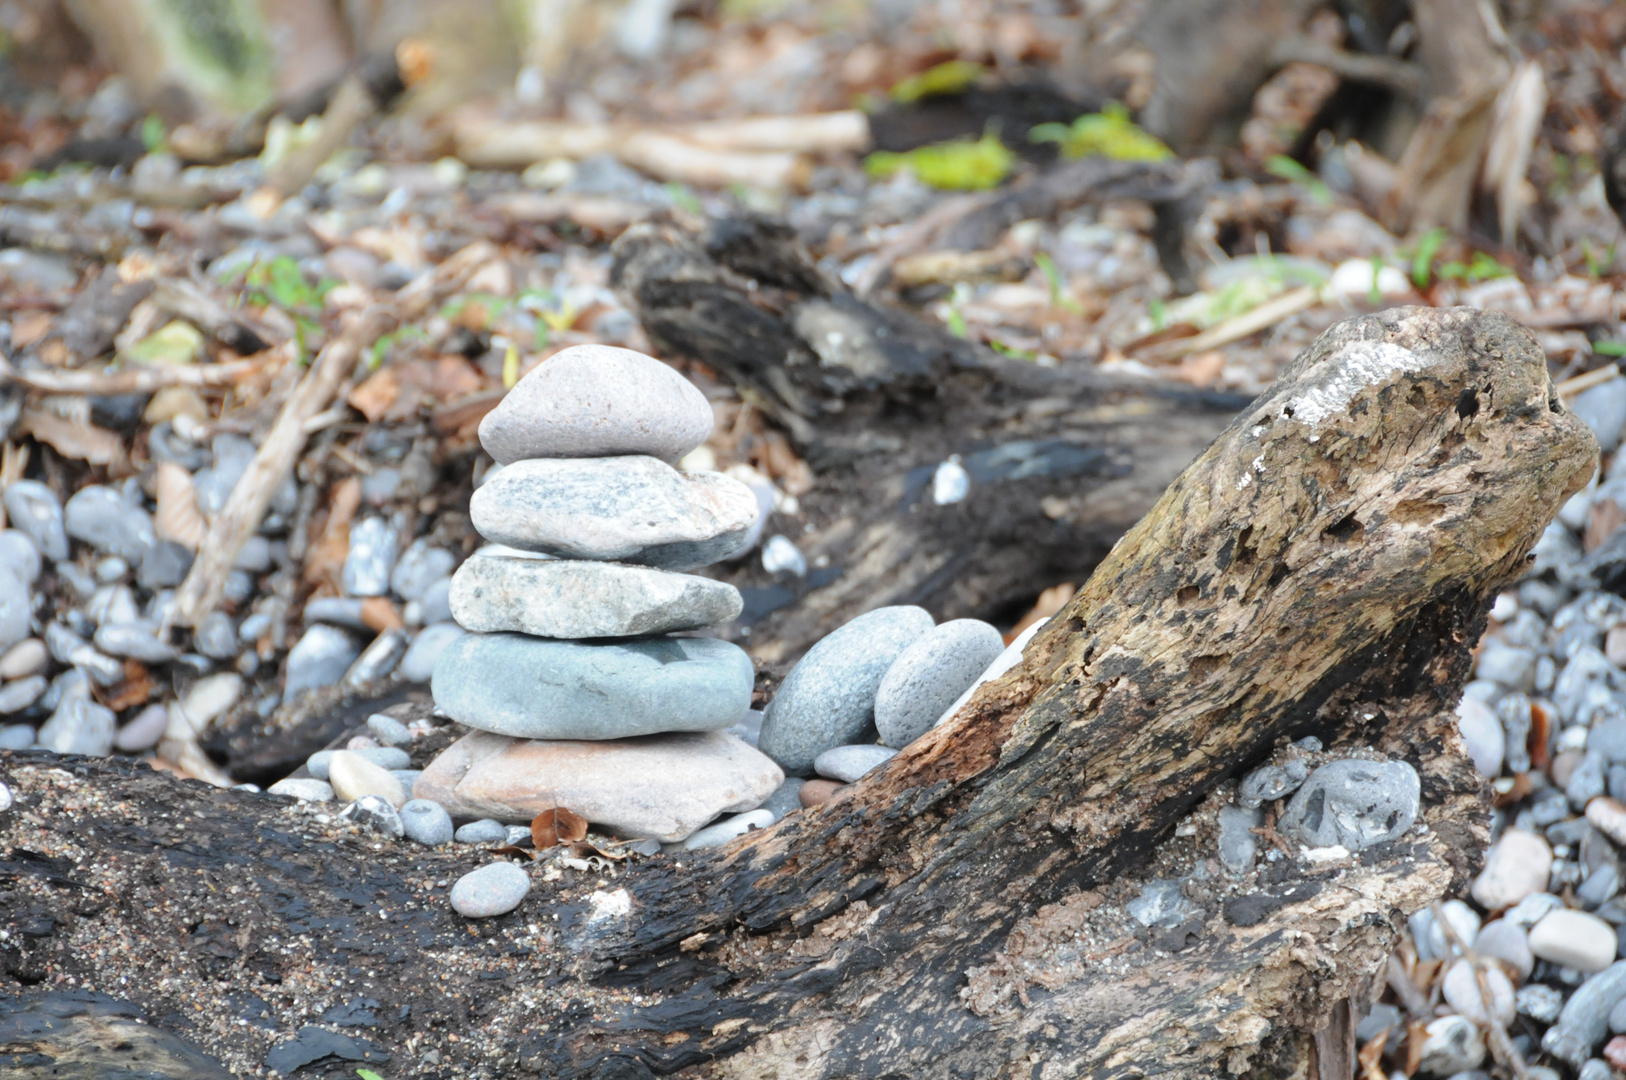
left=1029, top=103, right=1172, bottom=162
left=889, top=60, right=985, bottom=104
left=865, top=132, right=1013, bottom=191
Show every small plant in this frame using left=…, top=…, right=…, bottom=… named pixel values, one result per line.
left=1594, top=340, right=1626, bottom=358
left=1034, top=252, right=1083, bottom=315
left=243, top=255, right=336, bottom=362
left=1029, top=103, right=1172, bottom=163
left=141, top=115, right=168, bottom=154
left=888, top=60, right=985, bottom=104
left=1436, top=251, right=1513, bottom=284
left=1263, top=155, right=1332, bottom=207
left=1408, top=227, right=1450, bottom=289
left=356, top=1069, right=385, bottom=1080
left=865, top=131, right=1013, bottom=191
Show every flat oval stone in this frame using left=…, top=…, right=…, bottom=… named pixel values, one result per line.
left=400, top=798, right=453, bottom=846
left=799, top=779, right=843, bottom=806
left=414, top=730, right=782, bottom=843
left=268, top=778, right=334, bottom=802
left=683, top=809, right=774, bottom=850
left=469, top=457, right=758, bottom=571
left=432, top=632, right=753, bottom=740
left=1473, top=828, right=1554, bottom=910
left=449, top=556, right=742, bottom=638
left=479, top=344, right=714, bottom=464
left=455, top=818, right=508, bottom=844
left=874, top=618, right=1004, bottom=748
left=813, top=744, right=897, bottom=782
left=327, top=750, right=407, bottom=807
left=1442, top=958, right=1515, bottom=1026
left=758, top=606, right=934, bottom=775
left=1530, top=909, right=1619, bottom=973
left=450, top=861, right=530, bottom=918
left=1278, top=758, right=1419, bottom=851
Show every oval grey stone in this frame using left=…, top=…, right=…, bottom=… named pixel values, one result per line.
left=758, top=606, right=934, bottom=775
left=455, top=818, right=507, bottom=844
left=479, top=344, right=715, bottom=464
left=3, top=481, right=66, bottom=562
left=683, top=809, right=774, bottom=851
left=0, top=530, right=41, bottom=584
left=399, top=622, right=465, bottom=683
left=449, top=556, right=743, bottom=638
left=0, top=675, right=44, bottom=715
left=432, top=632, right=753, bottom=740
left=114, top=703, right=169, bottom=752
left=93, top=621, right=178, bottom=664
left=470, top=457, right=758, bottom=571
left=64, top=485, right=154, bottom=562
left=1237, top=759, right=1309, bottom=809
left=0, top=568, right=30, bottom=655
left=813, top=744, right=897, bottom=782
left=1279, top=758, right=1420, bottom=850
left=284, top=625, right=362, bottom=698
left=449, top=862, right=530, bottom=918
left=367, top=713, right=412, bottom=748
left=874, top=618, right=1004, bottom=748
left=342, top=794, right=404, bottom=838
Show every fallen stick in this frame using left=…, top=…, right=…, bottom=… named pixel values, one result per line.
left=456, top=121, right=812, bottom=189
left=675, top=111, right=870, bottom=154
left=1138, top=285, right=1321, bottom=362
left=170, top=242, right=495, bottom=628
left=1556, top=364, right=1621, bottom=399
left=0, top=352, right=258, bottom=394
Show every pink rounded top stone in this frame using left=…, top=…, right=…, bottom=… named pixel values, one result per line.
left=479, top=344, right=715, bottom=464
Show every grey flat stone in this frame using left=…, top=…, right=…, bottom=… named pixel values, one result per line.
left=414, top=729, right=783, bottom=842
left=1278, top=758, right=1420, bottom=850
left=470, top=456, right=758, bottom=570
left=93, top=621, right=178, bottom=664
left=0, top=723, right=32, bottom=749
left=813, top=744, right=896, bottom=782
left=1237, top=759, right=1309, bottom=809
left=36, top=696, right=115, bottom=756
left=757, top=778, right=804, bottom=821
left=399, top=622, right=464, bottom=683
left=367, top=713, right=412, bottom=748
left=449, top=862, right=530, bottom=918
left=479, top=344, right=715, bottom=464
left=449, top=556, right=742, bottom=638
left=1217, top=804, right=1261, bottom=872
left=113, top=702, right=168, bottom=752
left=306, top=750, right=335, bottom=779
left=683, top=809, right=774, bottom=850
left=391, top=539, right=455, bottom=600
left=758, top=606, right=934, bottom=775
left=0, top=675, right=45, bottom=715
left=284, top=625, right=362, bottom=697
left=874, top=618, right=1004, bottom=748
left=3, top=481, right=66, bottom=561
left=432, top=632, right=753, bottom=740
left=401, top=796, right=455, bottom=845
left=64, top=485, right=154, bottom=562
left=1545, top=961, right=1626, bottom=1066
left=454, top=818, right=507, bottom=844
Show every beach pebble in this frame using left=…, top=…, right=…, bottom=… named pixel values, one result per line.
left=813, top=744, right=897, bottom=782
left=1278, top=758, right=1420, bottom=850
left=935, top=618, right=1048, bottom=729
left=1521, top=983, right=1567, bottom=1023
left=1473, top=828, right=1554, bottom=909
left=421, top=578, right=452, bottom=625
left=367, top=713, right=412, bottom=748
left=284, top=625, right=363, bottom=697
left=414, top=730, right=782, bottom=843
left=64, top=485, right=154, bottom=562
left=478, top=344, right=715, bottom=464
left=0, top=724, right=32, bottom=749
left=874, top=618, right=1004, bottom=748
left=757, top=778, right=804, bottom=821
left=1237, top=759, right=1309, bottom=810
left=758, top=606, right=934, bottom=775
left=449, top=862, right=530, bottom=918
left=390, top=539, right=456, bottom=601
left=449, top=556, right=743, bottom=638
left=400, top=799, right=453, bottom=846
left=1610, top=996, right=1626, bottom=1035
left=114, top=702, right=169, bottom=752
left=0, top=639, right=45, bottom=681
left=0, top=569, right=29, bottom=655
left=343, top=517, right=398, bottom=597
left=455, top=818, right=508, bottom=844
left=35, top=696, right=115, bottom=756
left=3, top=482, right=66, bottom=561
left=1217, top=804, right=1261, bottom=873
left=327, top=750, right=407, bottom=807
left=1589, top=798, right=1626, bottom=848
left=684, top=809, right=774, bottom=850
left=470, top=456, right=758, bottom=570
left=306, top=750, right=334, bottom=780
left=725, top=709, right=764, bottom=748
left=505, top=825, right=531, bottom=846
left=1530, top=909, right=1619, bottom=973
left=0, top=676, right=45, bottom=715
left=0, top=532, right=40, bottom=584
left=1476, top=642, right=1537, bottom=690
left=93, top=621, right=177, bottom=664
left=342, top=795, right=404, bottom=838
left=1475, top=919, right=1534, bottom=979
left=800, top=779, right=844, bottom=806
left=1441, top=959, right=1515, bottom=1026
left=432, top=633, right=752, bottom=740
left=1418, top=1016, right=1484, bottom=1076
left=268, top=778, right=334, bottom=802
left=193, top=612, right=236, bottom=660
left=1456, top=695, right=1505, bottom=777
left=398, top=622, right=465, bottom=683
left=1545, top=962, right=1626, bottom=1066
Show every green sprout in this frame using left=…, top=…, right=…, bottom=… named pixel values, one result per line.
left=1029, top=103, right=1173, bottom=163
left=141, top=115, right=168, bottom=154
left=1594, top=340, right=1626, bottom=358
left=1409, top=227, right=1450, bottom=289
left=1264, top=155, right=1331, bottom=207
left=888, top=60, right=984, bottom=104
left=1034, top=252, right=1083, bottom=315
left=865, top=131, right=1013, bottom=191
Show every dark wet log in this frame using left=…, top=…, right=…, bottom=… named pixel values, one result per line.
left=612, top=216, right=1248, bottom=665
left=0, top=306, right=1594, bottom=1079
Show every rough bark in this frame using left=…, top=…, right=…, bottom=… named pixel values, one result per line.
left=611, top=216, right=1248, bottom=666
left=0, top=306, right=1594, bottom=1079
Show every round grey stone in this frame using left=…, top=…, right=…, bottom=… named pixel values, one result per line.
left=348, top=746, right=410, bottom=771
left=0, top=676, right=45, bottom=715
left=455, top=818, right=508, bottom=844
left=421, top=578, right=453, bottom=625
left=478, top=344, right=715, bottom=464
left=1237, top=759, right=1309, bottom=809
left=3, top=481, right=67, bottom=561
left=390, top=539, right=456, bottom=601
left=194, top=612, right=237, bottom=660
left=874, top=618, right=1004, bottom=748
left=813, top=744, right=897, bottom=783
left=367, top=713, right=412, bottom=748
left=449, top=861, right=530, bottom=918
left=432, top=633, right=753, bottom=740
left=93, top=622, right=178, bottom=664
left=284, top=625, right=362, bottom=698
left=0, top=530, right=42, bottom=584
left=36, top=696, right=116, bottom=756
left=1279, top=758, right=1420, bottom=850
left=342, top=517, right=398, bottom=597
left=725, top=709, right=764, bottom=748
left=683, top=809, right=774, bottom=851
left=342, top=794, right=404, bottom=838
left=139, top=541, right=194, bottom=589
left=64, top=485, right=154, bottom=562
left=306, top=750, right=334, bottom=780
left=400, top=799, right=453, bottom=845
left=114, top=703, right=169, bottom=752
left=449, top=556, right=743, bottom=639
left=400, top=622, right=464, bottom=683
left=757, top=778, right=804, bottom=821
left=469, top=457, right=759, bottom=571
left=758, top=606, right=934, bottom=775
left=0, top=724, right=35, bottom=749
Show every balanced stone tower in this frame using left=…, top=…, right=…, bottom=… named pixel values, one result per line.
left=416, top=345, right=784, bottom=843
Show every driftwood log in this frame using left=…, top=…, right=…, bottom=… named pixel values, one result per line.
left=611, top=216, right=1248, bottom=667
left=0, top=306, right=1594, bottom=1078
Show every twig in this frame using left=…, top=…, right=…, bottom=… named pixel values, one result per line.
left=1428, top=901, right=1530, bottom=1080
left=1269, top=35, right=1426, bottom=98
left=0, top=352, right=257, bottom=394
left=1555, top=364, right=1620, bottom=399
left=264, top=75, right=380, bottom=198
left=1139, top=286, right=1321, bottom=363
left=1385, top=954, right=1432, bottom=1017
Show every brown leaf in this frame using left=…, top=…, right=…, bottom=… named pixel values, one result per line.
left=10, top=311, right=52, bottom=349
left=360, top=597, right=404, bottom=631
left=155, top=461, right=207, bottom=550
left=532, top=806, right=589, bottom=849
left=302, top=477, right=361, bottom=592
left=488, top=845, right=537, bottom=860
left=95, top=659, right=154, bottom=712
left=347, top=367, right=400, bottom=423
left=15, top=409, right=123, bottom=465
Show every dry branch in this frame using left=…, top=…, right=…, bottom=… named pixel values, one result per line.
left=0, top=353, right=258, bottom=395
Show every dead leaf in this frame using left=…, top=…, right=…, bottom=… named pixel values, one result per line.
left=10, top=311, right=52, bottom=348
left=1006, top=582, right=1076, bottom=643
left=95, top=659, right=154, bottom=711
left=1357, top=1029, right=1388, bottom=1080
left=155, top=461, right=207, bottom=550
left=360, top=597, right=404, bottom=631
left=532, top=806, right=589, bottom=849
left=302, top=477, right=362, bottom=592
left=347, top=367, right=401, bottom=423
left=1530, top=700, right=1551, bottom=772
left=1170, top=350, right=1226, bottom=388
left=488, top=845, right=537, bottom=860
left=14, top=409, right=123, bottom=465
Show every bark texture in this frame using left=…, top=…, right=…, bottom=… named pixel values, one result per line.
left=611, top=216, right=1248, bottom=666
left=0, top=306, right=1594, bottom=1079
